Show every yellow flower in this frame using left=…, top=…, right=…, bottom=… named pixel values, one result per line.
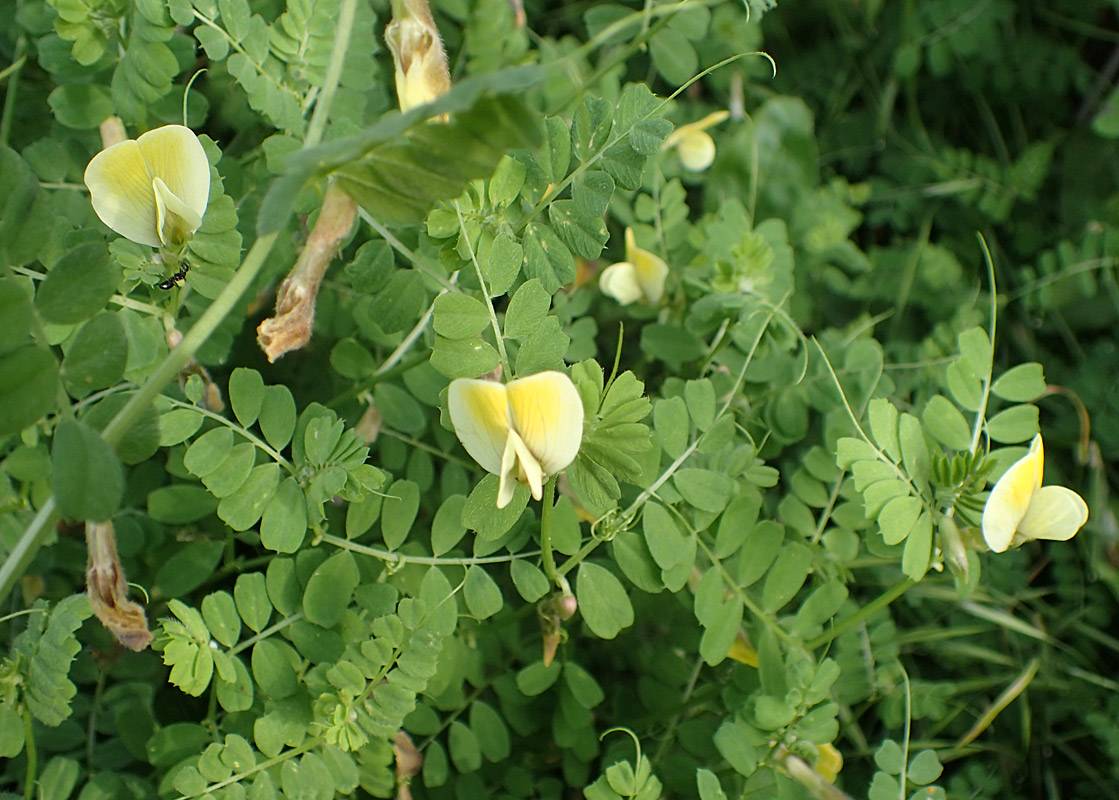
left=448, top=371, right=584, bottom=509
left=663, top=110, right=730, bottom=171
left=981, top=434, right=1088, bottom=553
left=384, top=0, right=451, bottom=113
left=599, top=228, right=669, bottom=305
left=814, top=743, right=843, bottom=783
left=83, top=124, right=210, bottom=249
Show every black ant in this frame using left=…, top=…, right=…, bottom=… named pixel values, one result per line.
left=158, top=263, right=190, bottom=290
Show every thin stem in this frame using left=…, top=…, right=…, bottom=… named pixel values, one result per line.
left=540, top=476, right=560, bottom=588
left=304, top=0, right=356, bottom=148
left=0, top=499, right=56, bottom=608
left=807, top=578, right=916, bottom=650
left=359, top=209, right=457, bottom=291
left=0, top=38, right=26, bottom=146
left=320, top=533, right=540, bottom=566
left=22, top=706, right=36, bottom=800
left=229, top=612, right=304, bottom=657
left=455, top=200, right=511, bottom=375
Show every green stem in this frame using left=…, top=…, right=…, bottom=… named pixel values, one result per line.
left=0, top=38, right=26, bottom=146
left=456, top=200, right=511, bottom=376
left=807, top=578, right=916, bottom=650
left=540, top=476, right=560, bottom=588
left=22, top=706, right=36, bottom=800
left=321, top=533, right=540, bottom=567
left=303, top=0, right=356, bottom=148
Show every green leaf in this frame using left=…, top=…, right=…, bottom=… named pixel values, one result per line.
left=147, top=485, right=218, bottom=524
left=675, top=468, right=733, bottom=513
left=51, top=420, right=123, bottom=521
left=649, top=27, right=698, bottom=85
left=260, top=478, right=308, bottom=553
left=643, top=502, right=688, bottom=570
left=201, top=591, right=241, bottom=648
left=35, top=242, right=118, bottom=325
left=902, top=512, right=934, bottom=580
left=431, top=494, right=467, bottom=555
left=234, top=572, right=272, bottom=633
left=515, top=660, right=562, bottom=696
left=654, top=396, right=689, bottom=459
left=464, top=565, right=503, bottom=619
left=229, top=368, right=265, bottom=428
left=489, top=155, right=526, bottom=208
left=761, top=542, right=811, bottom=612
left=573, top=171, right=615, bottom=218
left=480, top=231, right=522, bottom=297
left=218, top=463, right=281, bottom=531
left=48, top=83, right=114, bottom=129
left=321, top=89, right=542, bottom=228
left=986, top=404, right=1039, bottom=444
left=549, top=199, right=609, bottom=259
left=155, top=541, right=223, bottom=598
left=504, top=279, right=550, bottom=340
left=470, top=700, right=511, bottom=762
left=258, top=385, right=297, bottom=450
left=430, top=335, right=500, bottom=379
left=61, top=313, right=127, bottom=400
left=907, top=749, right=944, bottom=785
left=252, top=639, right=298, bottom=699
left=433, top=293, right=490, bottom=339
left=957, top=327, right=992, bottom=379
left=381, top=479, right=420, bottom=550
left=523, top=222, right=576, bottom=294
left=303, top=551, right=360, bottom=628
left=991, top=363, right=1046, bottom=402
left=714, top=718, right=758, bottom=777
left=19, top=595, right=92, bottom=726
left=576, top=562, right=634, bottom=639
left=922, top=395, right=972, bottom=451
left=868, top=398, right=901, bottom=462
left=696, top=769, right=728, bottom=800
left=874, top=740, right=904, bottom=774
left=462, top=474, right=529, bottom=540
left=0, top=346, right=59, bottom=437
left=878, top=495, right=922, bottom=546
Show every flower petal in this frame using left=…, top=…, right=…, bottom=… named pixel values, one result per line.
left=84, top=139, right=162, bottom=247
left=136, top=125, right=210, bottom=222
left=505, top=371, right=584, bottom=477
left=497, top=430, right=542, bottom=508
left=675, top=130, right=716, bottom=171
left=153, top=177, right=204, bottom=247
left=448, top=378, right=512, bottom=476
left=625, top=228, right=669, bottom=302
left=599, top=262, right=644, bottom=305
left=981, top=435, right=1044, bottom=553
left=1016, top=485, right=1088, bottom=544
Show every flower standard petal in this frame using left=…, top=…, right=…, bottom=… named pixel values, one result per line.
left=448, top=378, right=512, bottom=477
left=84, top=139, right=162, bottom=247
left=599, top=262, right=644, bottom=305
left=1016, top=485, right=1088, bottom=544
left=135, top=125, right=210, bottom=224
left=505, top=371, right=584, bottom=476
left=981, top=435, right=1044, bottom=553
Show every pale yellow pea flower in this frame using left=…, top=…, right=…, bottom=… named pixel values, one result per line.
left=663, top=110, right=730, bottom=171
left=981, top=434, right=1088, bottom=553
left=599, top=228, right=669, bottom=305
left=384, top=0, right=452, bottom=113
left=448, top=371, right=584, bottom=509
left=83, top=124, right=210, bottom=249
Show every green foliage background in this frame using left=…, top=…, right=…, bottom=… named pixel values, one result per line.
left=2, top=0, right=1118, bottom=798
